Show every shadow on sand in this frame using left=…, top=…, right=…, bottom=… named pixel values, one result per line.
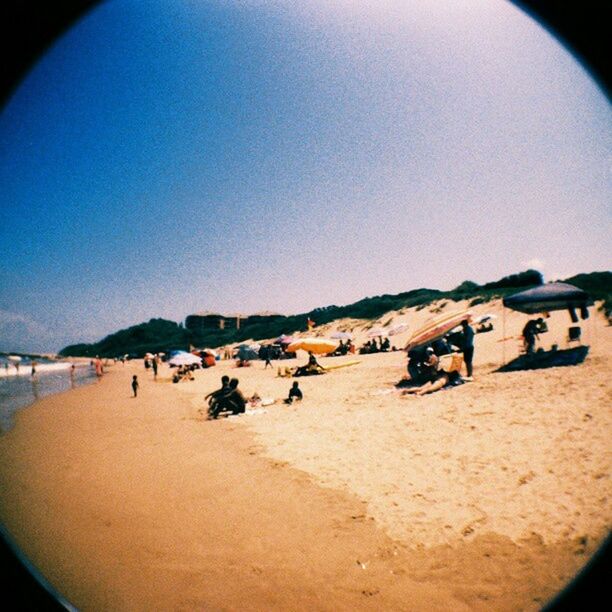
left=496, top=346, right=589, bottom=373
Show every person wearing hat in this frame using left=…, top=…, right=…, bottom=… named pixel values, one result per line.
left=421, top=346, right=439, bottom=382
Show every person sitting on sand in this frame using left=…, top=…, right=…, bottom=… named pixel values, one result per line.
left=294, top=352, right=325, bottom=377
left=210, top=378, right=246, bottom=418
left=206, top=375, right=230, bottom=415
left=401, top=360, right=462, bottom=397
left=248, top=392, right=262, bottom=408
left=284, top=381, right=303, bottom=404
left=400, top=369, right=457, bottom=396
left=406, top=346, right=425, bottom=384
left=420, top=347, right=439, bottom=381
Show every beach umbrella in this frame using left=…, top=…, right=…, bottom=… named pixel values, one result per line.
left=275, top=335, right=294, bottom=345
left=405, top=309, right=472, bottom=351
left=503, top=282, right=591, bottom=314
left=285, top=337, right=338, bottom=354
left=367, top=327, right=388, bottom=338
left=388, top=323, right=409, bottom=336
left=8, top=355, right=22, bottom=362
left=330, top=331, right=352, bottom=340
left=168, top=353, right=202, bottom=366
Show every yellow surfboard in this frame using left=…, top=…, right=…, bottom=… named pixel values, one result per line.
left=322, top=360, right=361, bottom=371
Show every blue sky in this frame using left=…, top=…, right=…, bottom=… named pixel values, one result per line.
left=0, top=0, right=610, bottom=353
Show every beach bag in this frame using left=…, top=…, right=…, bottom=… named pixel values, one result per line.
left=438, top=352, right=463, bottom=373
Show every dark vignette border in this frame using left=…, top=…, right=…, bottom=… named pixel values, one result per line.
left=0, top=2, right=609, bottom=610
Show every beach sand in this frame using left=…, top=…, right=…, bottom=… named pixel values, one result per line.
left=0, top=300, right=610, bottom=610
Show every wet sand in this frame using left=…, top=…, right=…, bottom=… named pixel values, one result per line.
left=0, top=301, right=610, bottom=610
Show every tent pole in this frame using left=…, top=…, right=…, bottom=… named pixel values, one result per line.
left=502, top=304, right=506, bottom=366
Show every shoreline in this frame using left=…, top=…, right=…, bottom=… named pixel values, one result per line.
left=0, top=307, right=610, bottom=609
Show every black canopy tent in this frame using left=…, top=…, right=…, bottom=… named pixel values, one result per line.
left=502, top=282, right=592, bottom=316
left=501, top=282, right=593, bottom=365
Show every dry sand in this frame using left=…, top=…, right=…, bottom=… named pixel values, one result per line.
left=0, top=300, right=610, bottom=610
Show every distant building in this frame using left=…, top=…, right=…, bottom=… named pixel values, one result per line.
left=185, top=310, right=285, bottom=333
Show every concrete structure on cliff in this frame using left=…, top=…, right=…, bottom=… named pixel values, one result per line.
left=185, top=311, right=285, bottom=333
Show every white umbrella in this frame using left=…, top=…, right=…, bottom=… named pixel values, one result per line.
left=367, top=328, right=388, bottom=338
left=168, top=353, right=202, bottom=366
left=330, top=331, right=352, bottom=340
left=8, top=355, right=22, bottom=362
left=388, top=323, right=409, bottom=336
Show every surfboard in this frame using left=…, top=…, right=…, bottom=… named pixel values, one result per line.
left=322, top=360, right=361, bottom=371
left=405, top=310, right=472, bottom=351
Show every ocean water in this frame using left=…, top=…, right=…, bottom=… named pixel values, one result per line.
left=0, top=360, right=98, bottom=433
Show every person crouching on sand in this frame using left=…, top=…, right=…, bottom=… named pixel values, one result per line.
left=284, top=381, right=303, bottom=404
left=132, top=375, right=139, bottom=397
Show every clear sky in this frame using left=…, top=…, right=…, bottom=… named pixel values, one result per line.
left=0, top=0, right=610, bottom=353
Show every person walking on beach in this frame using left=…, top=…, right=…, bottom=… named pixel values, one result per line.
left=31, top=361, right=37, bottom=377
left=132, top=375, right=139, bottom=397
left=461, top=319, right=475, bottom=379
left=152, top=356, right=158, bottom=379
left=264, top=346, right=273, bottom=369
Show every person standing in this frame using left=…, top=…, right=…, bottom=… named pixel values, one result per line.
left=152, top=355, right=158, bottom=379
left=461, top=319, right=475, bottom=378
left=522, top=319, right=539, bottom=354
left=95, top=356, right=103, bottom=378
left=264, top=346, right=273, bottom=369
left=132, top=375, right=139, bottom=397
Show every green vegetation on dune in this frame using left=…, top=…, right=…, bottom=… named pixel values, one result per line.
left=58, top=269, right=611, bottom=358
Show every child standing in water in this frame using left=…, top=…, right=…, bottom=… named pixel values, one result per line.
left=132, top=375, right=139, bottom=397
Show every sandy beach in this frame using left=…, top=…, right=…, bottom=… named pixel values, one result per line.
left=0, top=300, right=610, bottom=610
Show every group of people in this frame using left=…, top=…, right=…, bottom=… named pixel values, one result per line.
left=329, top=339, right=355, bottom=356
left=359, top=336, right=391, bottom=354
left=205, top=376, right=246, bottom=418
left=402, top=319, right=474, bottom=396
left=172, top=364, right=196, bottom=383
left=205, top=375, right=303, bottom=419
